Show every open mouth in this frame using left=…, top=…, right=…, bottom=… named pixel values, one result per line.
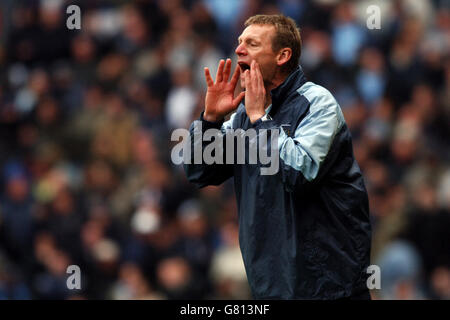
left=238, top=62, right=250, bottom=71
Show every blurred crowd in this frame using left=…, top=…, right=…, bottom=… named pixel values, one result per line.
left=0, top=0, right=449, bottom=300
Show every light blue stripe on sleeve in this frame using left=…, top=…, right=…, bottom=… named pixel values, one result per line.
left=278, top=82, right=345, bottom=181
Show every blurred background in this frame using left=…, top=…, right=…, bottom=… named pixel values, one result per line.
left=0, top=0, right=449, bottom=300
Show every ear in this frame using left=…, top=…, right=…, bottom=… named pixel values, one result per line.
left=276, top=48, right=292, bottom=67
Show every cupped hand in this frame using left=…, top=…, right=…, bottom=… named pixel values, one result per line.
left=203, top=59, right=245, bottom=122
left=243, top=60, right=266, bottom=123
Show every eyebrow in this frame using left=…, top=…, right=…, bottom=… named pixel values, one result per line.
left=238, top=36, right=260, bottom=44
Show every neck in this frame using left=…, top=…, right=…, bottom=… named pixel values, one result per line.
left=264, top=70, right=289, bottom=108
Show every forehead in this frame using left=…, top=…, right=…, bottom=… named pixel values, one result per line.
left=238, top=24, right=276, bottom=42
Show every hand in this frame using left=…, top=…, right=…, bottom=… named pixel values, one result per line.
left=203, top=59, right=245, bottom=122
left=243, top=60, right=266, bottom=123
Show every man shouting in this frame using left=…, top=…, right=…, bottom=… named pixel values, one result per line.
left=184, top=14, right=372, bottom=300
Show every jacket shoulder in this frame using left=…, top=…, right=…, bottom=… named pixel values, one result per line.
left=296, top=81, right=345, bottom=125
left=296, top=82, right=339, bottom=109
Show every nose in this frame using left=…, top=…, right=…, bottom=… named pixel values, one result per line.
left=235, top=43, right=246, bottom=56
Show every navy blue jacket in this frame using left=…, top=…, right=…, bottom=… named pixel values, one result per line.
left=184, top=66, right=372, bottom=299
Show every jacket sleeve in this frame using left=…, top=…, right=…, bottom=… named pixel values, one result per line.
left=183, top=112, right=236, bottom=188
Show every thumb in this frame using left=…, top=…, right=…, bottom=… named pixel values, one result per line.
left=232, top=91, right=245, bottom=108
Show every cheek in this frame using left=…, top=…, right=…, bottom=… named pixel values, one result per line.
left=256, top=54, right=275, bottom=69
left=258, top=62, right=273, bottom=80
left=260, top=67, right=269, bottom=81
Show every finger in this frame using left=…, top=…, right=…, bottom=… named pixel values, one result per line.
left=254, top=61, right=264, bottom=89
left=215, top=59, right=225, bottom=83
left=250, top=60, right=257, bottom=88
left=223, top=58, right=232, bottom=82
left=232, top=91, right=246, bottom=108
left=244, top=69, right=251, bottom=90
left=230, top=64, right=241, bottom=88
left=240, top=71, right=245, bottom=89
left=204, top=67, right=214, bottom=87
